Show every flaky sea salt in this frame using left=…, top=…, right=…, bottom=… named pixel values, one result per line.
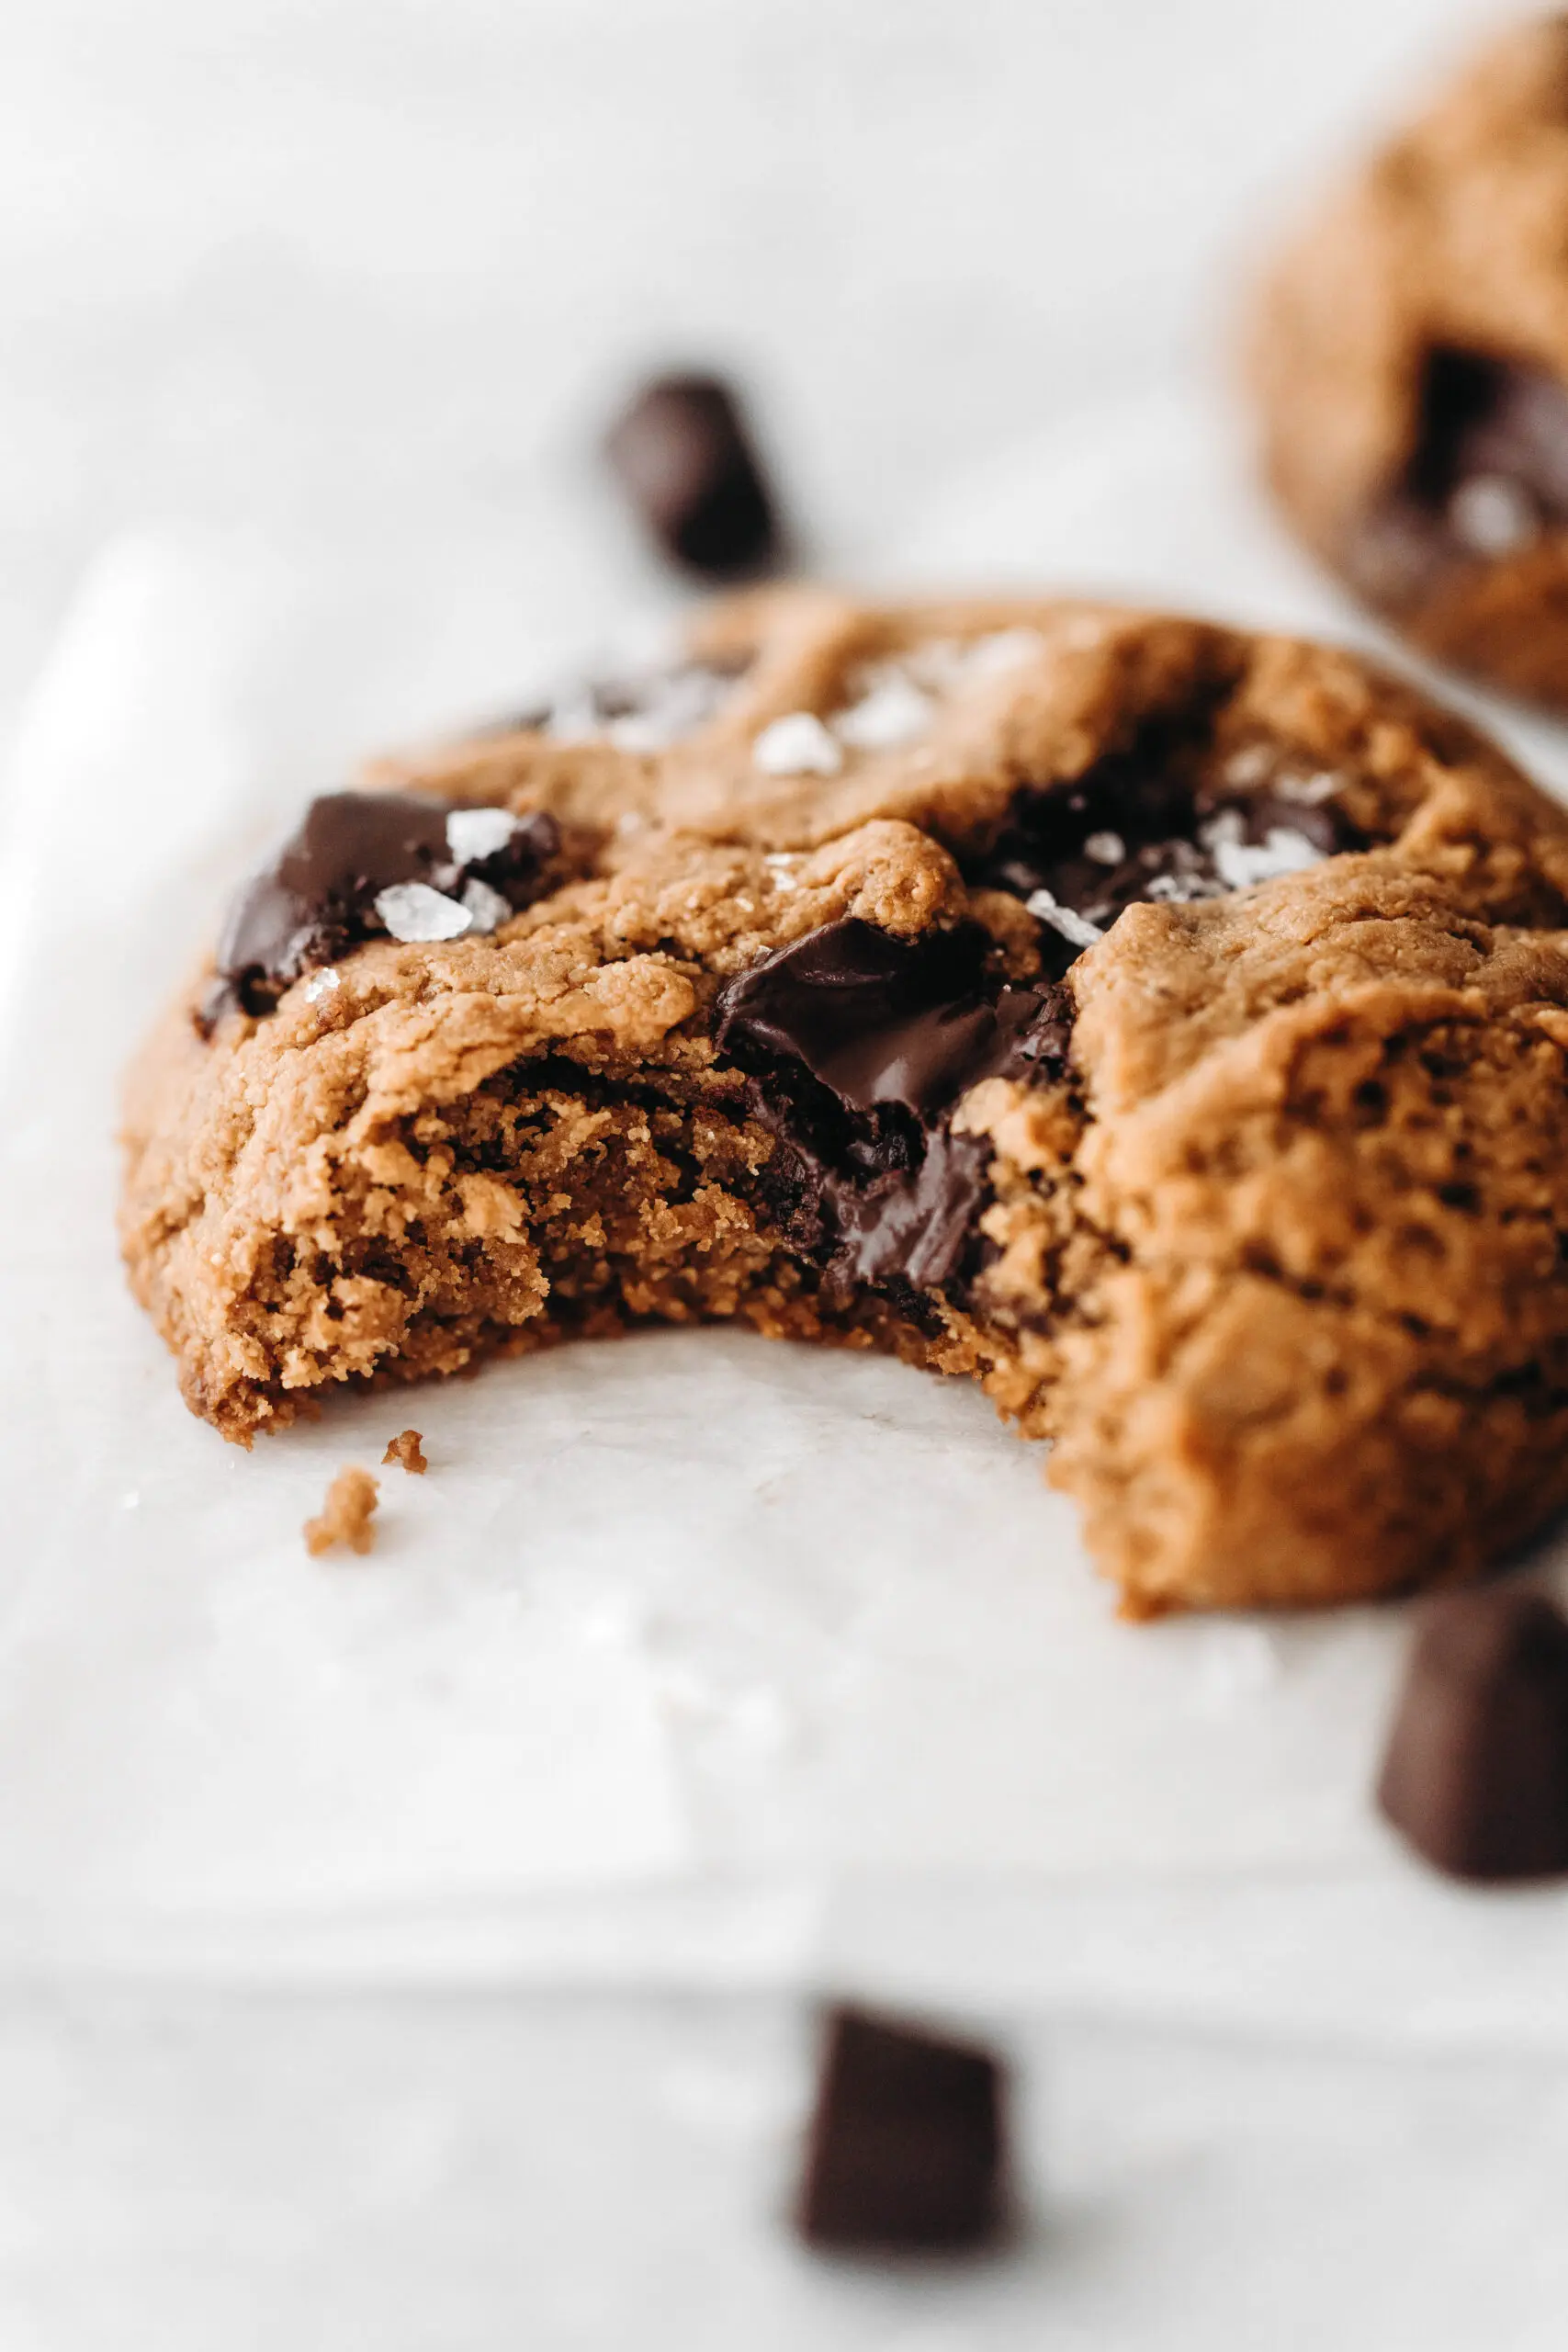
left=605, top=663, right=739, bottom=753
left=1084, top=830, right=1125, bottom=865
left=1275, top=769, right=1341, bottom=806
left=446, top=806, right=518, bottom=865
left=831, top=672, right=932, bottom=752
left=1202, top=810, right=1324, bottom=892
left=752, top=711, right=842, bottom=777
left=1450, top=472, right=1539, bottom=558
left=374, top=881, right=473, bottom=942
left=964, top=625, right=1048, bottom=679
left=303, top=967, right=342, bottom=1003
left=1025, top=888, right=1103, bottom=949
left=762, top=852, right=805, bottom=892
left=460, top=877, right=513, bottom=934
left=542, top=690, right=601, bottom=744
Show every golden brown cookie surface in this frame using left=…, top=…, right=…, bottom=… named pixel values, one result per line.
left=121, top=589, right=1568, bottom=1611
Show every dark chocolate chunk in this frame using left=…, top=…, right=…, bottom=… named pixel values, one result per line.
left=604, top=374, right=782, bottom=579
left=715, top=918, right=1005, bottom=1119
left=1348, top=347, right=1568, bottom=605
left=964, top=741, right=1358, bottom=976
left=1376, top=1587, right=1568, bottom=1883
left=201, top=791, right=559, bottom=1028
left=712, top=919, right=1073, bottom=1299
left=796, top=2005, right=1008, bottom=2255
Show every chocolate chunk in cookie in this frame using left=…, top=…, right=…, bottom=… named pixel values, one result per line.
left=1250, top=19, right=1568, bottom=707
left=604, top=373, right=782, bottom=579
left=963, top=734, right=1359, bottom=973
left=713, top=919, right=1071, bottom=1291
left=1348, top=348, right=1568, bottom=608
left=1377, top=1589, right=1568, bottom=1882
left=202, top=790, right=559, bottom=1024
left=796, top=2006, right=1008, bottom=2254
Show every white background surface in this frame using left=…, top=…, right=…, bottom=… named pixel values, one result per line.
left=4, top=1, right=1567, bottom=2346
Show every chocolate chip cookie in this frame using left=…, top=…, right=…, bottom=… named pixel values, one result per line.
left=1250, top=17, right=1568, bottom=709
left=121, top=589, right=1568, bottom=1612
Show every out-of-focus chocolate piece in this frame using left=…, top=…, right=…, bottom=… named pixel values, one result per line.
left=796, top=2005, right=1008, bottom=2255
left=604, top=373, right=781, bottom=578
left=1348, top=348, right=1568, bottom=608
left=1376, top=1586, right=1568, bottom=1882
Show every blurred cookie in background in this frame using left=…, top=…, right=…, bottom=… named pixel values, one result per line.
left=1249, top=17, right=1568, bottom=712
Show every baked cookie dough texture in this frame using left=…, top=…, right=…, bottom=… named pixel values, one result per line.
left=1252, top=17, right=1568, bottom=710
left=121, top=588, right=1568, bottom=1614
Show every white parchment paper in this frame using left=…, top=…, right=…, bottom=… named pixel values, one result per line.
left=8, top=406, right=1568, bottom=2041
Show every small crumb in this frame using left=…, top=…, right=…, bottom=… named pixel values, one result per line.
left=304, top=1465, right=379, bottom=1556
left=382, top=1428, right=428, bottom=1476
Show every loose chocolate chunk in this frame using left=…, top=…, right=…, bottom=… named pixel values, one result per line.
left=1376, top=1587, right=1568, bottom=1882
left=964, top=741, right=1357, bottom=975
left=604, top=373, right=781, bottom=578
left=712, top=919, right=1073, bottom=1297
left=796, top=2005, right=1008, bottom=2255
left=1349, top=347, right=1568, bottom=605
left=202, top=791, right=559, bottom=1026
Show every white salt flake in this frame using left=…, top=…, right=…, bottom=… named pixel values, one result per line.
left=374, top=881, right=474, bottom=942
left=1204, top=812, right=1325, bottom=892
left=1275, top=769, right=1341, bottom=807
left=1084, top=830, right=1125, bottom=865
left=1025, top=887, right=1103, bottom=949
left=963, top=626, right=1048, bottom=679
left=831, top=673, right=932, bottom=752
left=752, top=711, right=842, bottom=777
left=460, top=878, right=513, bottom=934
left=1224, top=744, right=1274, bottom=789
left=1145, top=869, right=1224, bottom=903
left=1450, top=472, right=1540, bottom=558
left=607, top=666, right=734, bottom=752
left=446, top=806, right=517, bottom=865
left=542, top=690, right=600, bottom=744
left=762, top=852, right=804, bottom=893
left=303, top=967, right=341, bottom=1003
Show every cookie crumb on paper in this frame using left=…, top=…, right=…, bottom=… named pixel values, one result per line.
left=303, top=1465, right=379, bottom=1556
left=382, top=1428, right=428, bottom=1476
